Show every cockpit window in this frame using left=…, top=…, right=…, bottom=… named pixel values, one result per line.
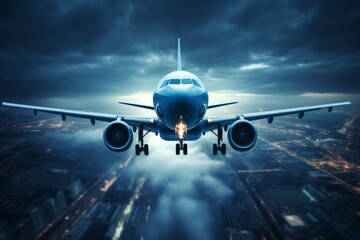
left=160, top=79, right=169, bottom=88
left=182, top=79, right=192, bottom=84
left=169, top=79, right=180, bottom=84
left=192, top=79, right=201, bottom=87
left=162, top=78, right=201, bottom=87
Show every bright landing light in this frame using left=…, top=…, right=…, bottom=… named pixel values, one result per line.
left=175, top=116, right=187, bottom=140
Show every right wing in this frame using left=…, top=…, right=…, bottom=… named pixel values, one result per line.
left=204, top=101, right=351, bottom=132
left=241, top=102, right=351, bottom=121
left=2, top=102, right=158, bottom=132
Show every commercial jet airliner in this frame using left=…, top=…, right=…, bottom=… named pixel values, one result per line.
left=2, top=39, right=351, bottom=156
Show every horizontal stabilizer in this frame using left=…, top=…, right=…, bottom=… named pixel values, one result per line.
left=118, top=102, right=154, bottom=110
left=208, top=102, right=238, bottom=109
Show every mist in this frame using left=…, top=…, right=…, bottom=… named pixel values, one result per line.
left=129, top=136, right=233, bottom=240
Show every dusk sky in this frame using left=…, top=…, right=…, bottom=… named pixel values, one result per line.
left=1, top=0, right=359, bottom=109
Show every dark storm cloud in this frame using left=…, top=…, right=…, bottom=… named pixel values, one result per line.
left=0, top=0, right=359, bottom=101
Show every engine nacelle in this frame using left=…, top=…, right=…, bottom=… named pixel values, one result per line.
left=103, top=121, right=133, bottom=152
left=228, top=119, right=257, bottom=152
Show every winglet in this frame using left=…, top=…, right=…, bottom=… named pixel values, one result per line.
left=177, top=38, right=181, bottom=71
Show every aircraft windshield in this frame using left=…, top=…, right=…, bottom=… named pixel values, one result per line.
left=182, top=79, right=192, bottom=84
left=160, top=79, right=169, bottom=88
left=169, top=79, right=181, bottom=84
left=161, top=78, right=201, bottom=87
left=192, top=79, right=201, bottom=87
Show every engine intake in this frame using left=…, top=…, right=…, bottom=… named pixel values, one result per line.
left=103, top=121, right=133, bottom=152
left=228, top=119, right=257, bottom=151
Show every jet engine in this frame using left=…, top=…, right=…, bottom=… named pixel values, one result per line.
left=103, top=121, right=133, bottom=152
left=228, top=119, right=257, bottom=151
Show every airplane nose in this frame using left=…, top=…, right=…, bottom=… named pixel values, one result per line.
left=170, top=97, right=192, bottom=118
left=162, top=96, right=197, bottom=129
left=154, top=87, right=208, bottom=130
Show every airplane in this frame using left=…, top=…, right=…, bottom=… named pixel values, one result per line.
left=2, top=39, right=351, bottom=156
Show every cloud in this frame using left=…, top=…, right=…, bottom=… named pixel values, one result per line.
left=128, top=137, right=232, bottom=240
left=239, top=63, right=270, bottom=71
left=0, top=0, right=359, bottom=101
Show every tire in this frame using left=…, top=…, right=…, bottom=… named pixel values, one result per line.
left=213, top=144, right=217, bottom=155
left=221, top=143, right=226, bottom=155
left=144, top=144, right=149, bottom=156
left=176, top=143, right=180, bottom=155
left=135, top=144, right=140, bottom=156
left=183, top=143, right=188, bottom=155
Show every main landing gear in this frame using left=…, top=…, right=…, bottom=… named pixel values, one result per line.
left=175, top=140, right=188, bottom=155
left=211, top=126, right=226, bottom=155
left=135, top=127, right=150, bottom=156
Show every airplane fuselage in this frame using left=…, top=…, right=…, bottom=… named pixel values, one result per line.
left=153, top=70, right=208, bottom=141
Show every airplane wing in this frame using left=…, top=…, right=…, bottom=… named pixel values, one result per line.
left=1, top=102, right=158, bottom=132
left=118, top=102, right=154, bottom=110
left=204, top=101, right=351, bottom=131
left=207, top=101, right=238, bottom=109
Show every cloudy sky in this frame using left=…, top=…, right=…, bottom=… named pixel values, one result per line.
left=1, top=0, right=359, bottom=108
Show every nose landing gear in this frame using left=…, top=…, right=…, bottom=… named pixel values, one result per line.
left=176, top=140, right=188, bottom=155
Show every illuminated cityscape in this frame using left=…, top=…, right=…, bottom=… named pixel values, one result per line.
left=0, top=107, right=359, bottom=240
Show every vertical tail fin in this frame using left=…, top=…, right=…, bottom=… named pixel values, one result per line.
left=177, top=38, right=182, bottom=71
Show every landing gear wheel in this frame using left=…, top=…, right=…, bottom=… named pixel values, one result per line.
left=183, top=144, right=188, bottom=155
left=176, top=142, right=188, bottom=155
left=212, top=126, right=227, bottom=156
left=221, top=143, right=226, bottom=155
left=213, top=144, right=218, bottom=155
left=176, top=143, right=180, bottom=155
left=144, top=144, right=149, bottom=156
left=135, top=144, right=140, bottom=156
left=135, top=127, right=150, bottom=156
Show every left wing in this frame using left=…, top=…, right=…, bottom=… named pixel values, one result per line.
left=1, top=102, right=158, bottom=132
left=118, top=101, right=154, bottom=110
left=204, top=101, right=351, bottom=131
